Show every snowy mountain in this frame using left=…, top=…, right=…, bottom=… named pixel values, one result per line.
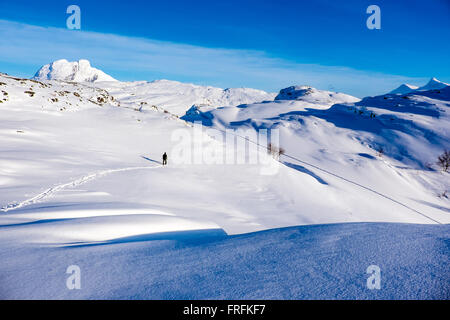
left=416, top=77, right=449, bottom=91
left=96, top=79, right=276, bottom=115
left=275, top=85, right=359, bottom=104
left=33, top=59, right=117, bottom=82
left=31, top=60, right=276, bottom=115
left=182, top=85, right=360, bottom=124
left=182, top=83, right=450, bottom=220
left=389, top=83, right=419, bottom=94
left=389, top=78, right=449, bottom=95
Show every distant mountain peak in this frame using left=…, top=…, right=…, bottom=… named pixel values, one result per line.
left=275, top=85, right=359, bottom=104
left=389, top=83, right=419, bottom=95
left=389, top=78, right=449, bottom=95
left=417, top=77, right=449, bottom=91
left=275, top=86, right=317, bottom=100
left=32, top=59, right=117, bottom=83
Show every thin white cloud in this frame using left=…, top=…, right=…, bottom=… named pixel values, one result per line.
left=0, top=19, right=427, bottom=97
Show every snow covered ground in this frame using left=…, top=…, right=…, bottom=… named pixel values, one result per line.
left=0, top=222, right=448, bottom=299
left=0, top=61, right=449, bottom=299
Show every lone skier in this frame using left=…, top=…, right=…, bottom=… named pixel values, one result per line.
left=162, top=152, right=168, bottom=166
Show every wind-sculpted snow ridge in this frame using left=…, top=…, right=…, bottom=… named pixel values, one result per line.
left=0, top=222, right=448, bottom=299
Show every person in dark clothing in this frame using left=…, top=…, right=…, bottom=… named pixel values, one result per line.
left=162, top=152, right=168, bottom=165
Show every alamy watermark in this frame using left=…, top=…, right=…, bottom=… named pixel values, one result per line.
left=66, top=265, right=81, bottom=290
left=366, top=5, right=381, bottom=30
left=170, top=122, right=283, bottom=175
left=66, top=5, right=81, bottom=30
left=366, top=265, right=381, bottom=290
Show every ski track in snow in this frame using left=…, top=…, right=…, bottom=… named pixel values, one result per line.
left=2, top=129, right=443, bottom=225
left=0, top=165, right=161, bottom=212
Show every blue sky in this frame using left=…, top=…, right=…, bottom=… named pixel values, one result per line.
left=0, top=0, right=449, bottom=97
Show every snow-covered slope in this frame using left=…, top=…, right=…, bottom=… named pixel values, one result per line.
left=0, top=71, right=448, bottom=299
left=182, top=84, right=450, bottom=224
left=390, top=83, right=419, bottom=95
left=33, top=59, right=117, bottom=82
left=1, top=222, right=448, bottom=299
left=2, top=73, right=448, bottom=234
left=182, top=85, right=360, bottom=124
left=97, top=79, right=276, bottom=116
